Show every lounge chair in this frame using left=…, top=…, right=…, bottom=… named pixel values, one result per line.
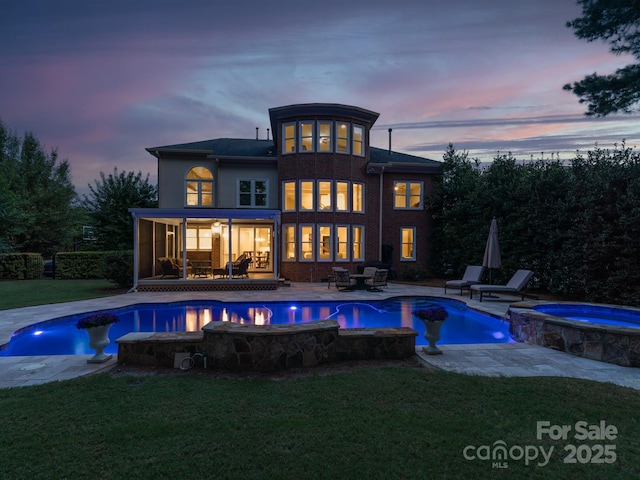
left=365, top=269, right=388, bottom=291
left=334, top=270, right=356, bottom=291
left=444, top=265, right=484, bottom=295
left=469, top=269, right=534, bottom=302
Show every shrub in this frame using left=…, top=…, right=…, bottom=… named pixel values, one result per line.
left=103, top=250, right=133, bottom=288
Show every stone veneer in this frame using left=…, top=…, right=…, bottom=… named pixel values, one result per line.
left=509, top=301, right=640, bottom=367
left=116, top=320, right=417, bottom=372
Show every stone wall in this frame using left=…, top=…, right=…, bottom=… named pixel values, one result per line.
left=116, top=320, right=417, bottom=372
left=509, top=306, right=640, bottom=367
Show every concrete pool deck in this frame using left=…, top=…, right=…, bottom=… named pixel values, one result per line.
left=1, top=282, right=640, bottom=390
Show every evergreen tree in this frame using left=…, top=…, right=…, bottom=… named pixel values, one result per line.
left=564, top=0, right=640, bottom=115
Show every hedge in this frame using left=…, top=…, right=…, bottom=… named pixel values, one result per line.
left=0, top=253, right=44, bottom=280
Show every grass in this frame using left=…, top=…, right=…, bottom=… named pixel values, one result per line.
left=0, top=367, right=639, bottom=479
left=0, top=279, right=124, bottom=310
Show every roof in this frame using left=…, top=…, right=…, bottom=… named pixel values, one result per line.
left=146, top=138, right=441, bottom=173
left=368, top=147, right=442, bottom=174
left=146, top=138, right=276, bottom=158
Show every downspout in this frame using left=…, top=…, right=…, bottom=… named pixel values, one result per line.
left=379, top=166, right=385, bottom=260
left=182, top=217, right=188, bottom=280
left=129, top=211, right=139, bottom=293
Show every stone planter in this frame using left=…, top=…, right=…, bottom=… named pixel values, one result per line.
left=85, top=324, right=114, bottom=363
left=421, top=320, right=444, bottom=355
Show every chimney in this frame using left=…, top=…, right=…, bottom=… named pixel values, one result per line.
left=267, top=128, right=270, bottom=140
left=388, top=128, right=393, bottom=155
left=256, top=127, right=259, bottom=140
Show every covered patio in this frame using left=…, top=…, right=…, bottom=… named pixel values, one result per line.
left=129, top=208, right=281, bottom=291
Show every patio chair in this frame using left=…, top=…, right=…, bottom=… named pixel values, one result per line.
left=444, top=265, right=484, bottom=295
left=334, top=269, right=356, bottom=291
left=365, top=269, right=388, bottom=291
left=230, top=258, right=252, bottom=278
left=328, top=266, right=347, bottom=289
left=469, top=269, right=534, bottom=302
left=158, top=257, right=192, bottom=278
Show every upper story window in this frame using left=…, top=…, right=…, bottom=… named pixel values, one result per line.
left=394, top=181, right=423, bottom=209
left=238, top=179, right=268, bottom=207
left=283, top=122, right=296, bottom=154
left=318, top=121, right=333, bottom=152
left=353, top=125, right=364, bottom=156
left=299, top=122, right=314, bottom=152
left=281, top=120, right=364, bottom=156
left=336, top=122, right=350, bottom=154
left=185, top=167, right=213, bottom=207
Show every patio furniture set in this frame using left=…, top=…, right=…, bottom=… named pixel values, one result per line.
left=328, top=266, right=389, bottom=291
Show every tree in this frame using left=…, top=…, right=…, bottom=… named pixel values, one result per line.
left=0, top=121, right=79, bottom=256
left=564, top=0, right=640, bottom=116
left=83, top=168, right=157, bottom=250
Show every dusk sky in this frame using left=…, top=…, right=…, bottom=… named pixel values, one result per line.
left=1, top=0, right=638, bottom=195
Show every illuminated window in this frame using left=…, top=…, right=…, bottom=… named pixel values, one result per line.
left=336, top=122, right=350, bottom=154
left=317, top=121, right=333, bottom=152
left=238, top=179, right=268, bottom=207
left=394, top=181, right=423, bottom=209
left=186, top=225, right=212, bottom=250
left=300, top=181, right=314, bottom=211
left=185, top=167, right=213, bottom=206
left=318, top=181, right=332, bottom=211
left=299, top=122, right=314, bottom=152
left=283, top=225, right=296, bottom=260
left=401, top=227, right=416, bottom=260
left=283, top=122, right=296, bottom=154
left=336, top=181, right=349, bottom=211
left=336, top=225, right=349, bottom=261
left=300, top=225, right=313, bottom=261
left=352, top=183, right=364, bottom=213
left=352, top=226, right=364, bottom=261
left=318, top=225, right=332, bottom=261
left=283, top=181, right=296, bottom=211
left=353, top=125, right=364, bottom=156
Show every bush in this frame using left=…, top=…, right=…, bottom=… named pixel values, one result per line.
left=103, top=250, right=133, bottom=288
left=53, top=250, right=133, bottom=287
left=0, top=253, right=44, bottom=280
left=400, top=264, right=431, bottom=282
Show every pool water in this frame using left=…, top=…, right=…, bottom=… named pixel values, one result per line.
left=533, top=304, right=640, bottom=328
left=0, top=297, right=513, bottom=356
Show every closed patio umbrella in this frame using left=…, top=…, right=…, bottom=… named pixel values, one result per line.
left=483, top=217, right=501, bottom=285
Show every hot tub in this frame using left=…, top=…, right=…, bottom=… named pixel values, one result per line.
left=508, top=301, right=640, bottom=367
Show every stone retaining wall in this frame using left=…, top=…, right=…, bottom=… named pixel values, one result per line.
left=116, top=320, right=417, bottom=372
left=509, top=304, right=640, bottom=367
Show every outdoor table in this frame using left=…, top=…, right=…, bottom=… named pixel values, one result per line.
left=350, top=273, right=372, bottom=290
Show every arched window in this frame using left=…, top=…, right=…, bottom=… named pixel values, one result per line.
left=185, top=167, right=213, bottom=206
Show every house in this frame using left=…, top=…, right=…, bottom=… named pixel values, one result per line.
left=129, top=103, right=442, bottom=291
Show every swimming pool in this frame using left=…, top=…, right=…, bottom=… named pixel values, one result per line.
left=0, top=297, right=512, bottom=356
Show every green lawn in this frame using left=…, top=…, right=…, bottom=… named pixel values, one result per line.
left=0, top=367, right=638, bottom=479
left=0, top=279, right=123, bottom=310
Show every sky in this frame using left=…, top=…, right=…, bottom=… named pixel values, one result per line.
left=1, top=0, right=638, bottom=196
